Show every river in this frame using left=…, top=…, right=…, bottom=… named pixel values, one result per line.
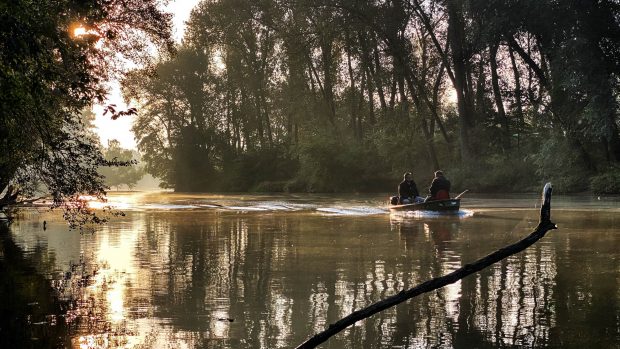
left=3, top=192, right=620, bottom=348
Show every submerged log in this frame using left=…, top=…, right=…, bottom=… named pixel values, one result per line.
left=295, top=183, right=557, bottom=349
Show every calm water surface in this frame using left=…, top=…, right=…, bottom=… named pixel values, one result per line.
left=6, top=192, right=620, bottom=348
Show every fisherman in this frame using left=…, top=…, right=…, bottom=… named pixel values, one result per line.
left=398, top=172, right=424, bottom=204
left=426, top=170, right=451, bottom=201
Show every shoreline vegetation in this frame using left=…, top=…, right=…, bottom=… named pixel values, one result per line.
left=159, top=172, right=618, bottom=195
left=1, top=1, right=620, bottom=222
left=120, top=1, right=620, bottom=197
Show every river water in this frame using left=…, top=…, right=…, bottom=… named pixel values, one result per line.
left=5, top=192, right=620, bottom=348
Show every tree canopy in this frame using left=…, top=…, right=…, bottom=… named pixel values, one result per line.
left=125, top=0, right=620, bottom=193
left=99, top=140, right=144, bottom=191
left=0, top=0, right=173, bottom=225
left=3, top=0, right=620, bottom=201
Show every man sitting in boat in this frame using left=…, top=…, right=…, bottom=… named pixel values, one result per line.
left=398, top=172, right=425, bottom=204
left=426, top=170, right=451, bottom=201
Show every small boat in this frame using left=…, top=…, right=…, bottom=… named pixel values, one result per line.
left=388, top=190, right=467, bottom=213
left=389, top=198, right=460, bottom=212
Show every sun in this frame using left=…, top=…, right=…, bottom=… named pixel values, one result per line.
left=73, top=26, right=87, bottom=37
left=70, top=22, right=89, bottom=38
left=70, top=23, right=100, bottom=41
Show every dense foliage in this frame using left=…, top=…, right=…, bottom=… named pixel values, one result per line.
left=0, top=0, right=172, bottom=223
left=124, top=0, right=620, bottom=194
left=99, top=140, right=144, bottom=190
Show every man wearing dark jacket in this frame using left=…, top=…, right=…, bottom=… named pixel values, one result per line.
left=398, top=172, right=423, bottom=204
left=427, top=170, right=451, bottom=201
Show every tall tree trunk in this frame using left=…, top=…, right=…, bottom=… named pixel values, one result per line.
left=357, top=70, right=366, bottom=138
left=490, top=43, right=510, bottom=151
left=430, top=63, right=451, bottom=144
left=359, top=31, right=388, bottom=113
left=255, top=92, right=264, bottom=147
left=259, top=87, right=272, bottom=146
left=320, top=37, right=336, bottom=125
left=447, top=0, right=474, bottom=162
left=345, top=35, right=359, bottom=138
left=474, top=58, right=485, bottom=117
left=366, top=67, right=376, bottom=125
left=373, top=43, right=388, bottom=111
left=525, top=34, right=539, bottom=112
left=608, top=121, right=620, bottom=163
left=389, top=72, right=397, bottom=110
left=240, top=88, right=252, bottom=151
left=508, top=45, right=524, bottom=150
left=397, top=72, right=408, bottom=118
left=398, top=51, right=441, bottom=169
left=506, top=35, right=549, bottom=89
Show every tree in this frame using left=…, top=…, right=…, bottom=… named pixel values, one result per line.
left=99, top=140, right=144, bottom=190
left=0, top=0, right=173, bottom=225
left=124, top=0, right=620, bottom=194
left=123, top=48, right=223, bottom=191
left=471, top=0, right=620, bottom=163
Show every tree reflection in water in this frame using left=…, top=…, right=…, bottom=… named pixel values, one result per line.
left=6, top=205, right=620, bottom=348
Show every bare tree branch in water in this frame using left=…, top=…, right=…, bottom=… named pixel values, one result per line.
left=295, top=183, right=557, bottom=349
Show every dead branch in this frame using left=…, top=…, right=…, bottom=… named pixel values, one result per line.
left=295, top=183, right=557, bottom=349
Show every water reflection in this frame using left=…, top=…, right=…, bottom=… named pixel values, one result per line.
left=6, top=196, right=620, bottom=348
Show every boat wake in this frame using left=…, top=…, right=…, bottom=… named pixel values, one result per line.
left=390, top=209, right=475, bottom=220
left=315, top=206, right=388, bottom=216
left=89, top=197, right=390, bottom=216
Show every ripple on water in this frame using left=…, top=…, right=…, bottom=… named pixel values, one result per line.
left=315, top=206, right=388, bottom=216
left=6, top=193, right=620, bottom=349
left=138, top=204, right=201, bottom=210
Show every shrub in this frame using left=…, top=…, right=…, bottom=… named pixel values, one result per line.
left=447, top=154, right=539, bottom=193
left=590, top=167, right=620, bottom=194
left=222, top=146, right=298, bottom=191
left=528, top=135, right=591, bottom=193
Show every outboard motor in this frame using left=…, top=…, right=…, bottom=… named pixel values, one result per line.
left=390, top=196, right=399, bottom=205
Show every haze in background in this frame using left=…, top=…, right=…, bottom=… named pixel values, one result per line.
left=93, top=0, right=201, bottom=150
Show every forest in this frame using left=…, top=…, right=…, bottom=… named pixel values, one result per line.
left=122, top=0, right=620, bottom=194
left=2, top=0, right=620, bottom=219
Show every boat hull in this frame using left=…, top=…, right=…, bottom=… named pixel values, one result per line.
left=389, top=199, right=460, bottom=212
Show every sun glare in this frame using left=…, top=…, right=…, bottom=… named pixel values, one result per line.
left=78, top=194, right=133, bottom=210
left=70, top=24, right=101, bottom=46
left=73, top=26, right=87, bottom=37
left=213, top=50, right=226, bottom=72
left=70, top=22, right=92, bottom=38
left=446, top=87, right=459, bottom=104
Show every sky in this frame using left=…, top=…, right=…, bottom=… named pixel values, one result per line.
left=93, top=0, right=201, bottom=150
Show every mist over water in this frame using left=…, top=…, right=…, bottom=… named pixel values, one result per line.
left=5, top=193, right=620, bottom=348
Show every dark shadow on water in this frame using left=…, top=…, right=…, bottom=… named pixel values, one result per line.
left=0, top=224, right=69, bottom=348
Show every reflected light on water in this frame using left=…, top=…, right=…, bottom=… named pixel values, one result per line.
left=93, top=231, right=137, bottom=323
left=6, top=194, right=620, bottom=349
left=211, top=310, right=231, bottom=338
left=80, top=195, right=134, bottom=210
left=70, top=222, right=148, bottom=349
